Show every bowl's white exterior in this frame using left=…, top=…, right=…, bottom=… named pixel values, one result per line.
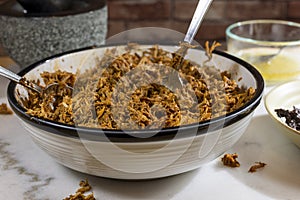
left=20, top=113, right=253, bottom=179
left=11, top=45, right=262, bottom=179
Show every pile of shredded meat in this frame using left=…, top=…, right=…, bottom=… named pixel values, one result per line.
left=20, top=45, right=256, bottom=130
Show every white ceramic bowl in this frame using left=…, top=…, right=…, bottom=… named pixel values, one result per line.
left=265, top=80, right=300, bottom=148
left=7, top=44, right=264, bottom=179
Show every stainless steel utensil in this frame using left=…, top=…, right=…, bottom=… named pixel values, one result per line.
left=171, top=0, right=213, bottom=88
left=0, top=65, right=72, bottom=94
left=184, top=0, right=214, bottom=46
left=252, top=47, right=284, bottom=64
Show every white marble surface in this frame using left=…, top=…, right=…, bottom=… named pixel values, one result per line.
left=0, top=59, right=300, bottom=200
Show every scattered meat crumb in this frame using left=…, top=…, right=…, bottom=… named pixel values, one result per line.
left=221, top=153, right=240, bottom=167
left=0, top=103, right=13, bottom=115
left=248, top=162, right=267, bottom=173
left=64, top=180, right=95, bottom=200
left=205, top=40, right=222, bottom=58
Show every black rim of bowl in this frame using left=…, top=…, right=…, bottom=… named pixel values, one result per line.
left=7, top=44, right=265, bottom=143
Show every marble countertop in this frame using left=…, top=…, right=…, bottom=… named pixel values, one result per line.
left=0, top=57, right=300, bottom=200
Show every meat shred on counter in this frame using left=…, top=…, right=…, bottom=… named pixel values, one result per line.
left=64, top=180, right=95, bottom=200
left=248, top=162, right=267, bottom=173
left=0, top=103, right=13, bottom=115
left=221, top=153, right=240, bottom=168
left=20, top=45, right=256, bottom=130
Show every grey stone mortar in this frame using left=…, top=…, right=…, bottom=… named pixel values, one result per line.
left=0, top=5, right=107, bottom=67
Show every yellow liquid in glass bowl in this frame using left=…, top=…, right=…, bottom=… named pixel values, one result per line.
left=237, top=47, right=300, bottom=85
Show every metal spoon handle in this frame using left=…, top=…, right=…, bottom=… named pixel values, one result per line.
left=0, top=65, right=22, bottom=83
left=0, top=65, right=42, bottom=93
left=184, top=0, right=214, bottom=44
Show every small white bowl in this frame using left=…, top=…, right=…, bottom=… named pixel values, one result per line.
left=265, top=80, right=300, bottom=148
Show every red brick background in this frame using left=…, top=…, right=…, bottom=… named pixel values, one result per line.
left=108, top=0, right=300, bottom=47
left=1, top=0, right=300, bottom=55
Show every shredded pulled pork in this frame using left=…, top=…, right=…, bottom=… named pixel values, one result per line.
left=0, top=103, right=13, bottom=115
left=64, top=180, right=95, bottom=200
left=21, top=45, right=256, bottom=129
left=221, top=153, right=240, bottom=168
left=205, top=41, right=222, bottom=59
left=20, top=70, right=75, bottom=124
left=248, top=162, right=267, bottom=173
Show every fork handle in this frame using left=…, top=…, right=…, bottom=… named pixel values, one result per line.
left=0, top=65, right=22, bottom=83
left=184, top=0, right=214, bottom=44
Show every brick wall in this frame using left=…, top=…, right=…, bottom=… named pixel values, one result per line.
left=108, top=0, right=300, bottom=47
left=1, top=0, right=300, bottom=56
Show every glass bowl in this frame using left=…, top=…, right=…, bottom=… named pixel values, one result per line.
left=226, top=19, right=300, bottom=85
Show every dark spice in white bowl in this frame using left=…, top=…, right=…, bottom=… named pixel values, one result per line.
left=275, top=106, right=300, bottom=131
